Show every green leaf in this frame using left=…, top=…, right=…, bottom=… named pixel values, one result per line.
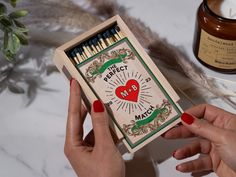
left=0, top=3, right=7, bottom=15
left=14, top=31, right=28, bottom=45
left=3, top=50, right=15, bottom=61
left=3, top=31, right=9, bottom=49
left=15, top=26, right=28, bottom=33
left=14, top=20, right=28, bottom=35
left=10, top=0, right=18, bottom=8
left=9, top=10, right=28, bottom=19
left=2, top=33, right=21, bottom=60
left=0, top=1, right=28, bottom=62
left=0, top=16, right=13, bottom=33
left=0, top=22, right=5, bottom=31
left=0, top=17, right=12, bottom=27
left=14, top=19, right=26, bottom=28
left=8, top=33, right=20, bottom=54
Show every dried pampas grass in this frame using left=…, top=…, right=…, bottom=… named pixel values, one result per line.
left=78, top=0, right=236, bottom=110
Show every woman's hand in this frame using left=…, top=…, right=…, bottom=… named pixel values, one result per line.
left=163, top=104, right=236, bottom=177
left=64, top=79, right=125, bottom=177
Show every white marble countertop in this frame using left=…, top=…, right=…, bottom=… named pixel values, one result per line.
left=0, top=0, right=235, bottom=177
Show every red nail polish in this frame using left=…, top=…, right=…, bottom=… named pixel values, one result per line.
left=93, top=100, right=104, bottom=112
left=181, top=113, right=194, bottom=125
left=70, top=78, right=73, bottom=86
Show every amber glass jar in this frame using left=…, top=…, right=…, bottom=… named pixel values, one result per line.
left=193, top=0, right=236, bottom=73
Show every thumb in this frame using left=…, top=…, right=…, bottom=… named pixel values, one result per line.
left=91, top=100, right=114, bottom=148
left=181, top=112, right=225, bottom=143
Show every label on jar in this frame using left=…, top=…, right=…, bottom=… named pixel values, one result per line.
left=198, top=29, right=236, bottom=69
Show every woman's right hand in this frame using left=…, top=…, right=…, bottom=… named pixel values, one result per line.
left=163, top=104, right=236, bottom=177
left=64, top=79, right=125, bottom=177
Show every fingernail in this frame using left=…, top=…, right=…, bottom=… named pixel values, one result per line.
left=176, top=164, right=184, bottom=171
left=93, top=100, right=104, bottom=113
left=176, top=165, right=180, bottom=171
left=172, top=150, right=176, bottom=157
left=70, top=78, right=73, bottom=86
left=181, top=113, right=194, bottom=125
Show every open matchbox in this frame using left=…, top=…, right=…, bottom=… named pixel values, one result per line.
left=53, top=15, right=183, bottom=153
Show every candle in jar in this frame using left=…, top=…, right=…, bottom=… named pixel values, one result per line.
left=193, top=0, right=236, bottom=73
left=207, top=0, right=236, bottom=19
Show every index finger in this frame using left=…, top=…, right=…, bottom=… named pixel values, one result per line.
left=162, top=125, right=194, bottom=139
left=163, top=104, right=235, bottom=139
left=185, top=104, right=234, bottom=124
left=65, top=79, right=85, bottom=147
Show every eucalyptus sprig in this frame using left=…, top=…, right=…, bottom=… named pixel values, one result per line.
left=0, top=0, right=28, bottom=61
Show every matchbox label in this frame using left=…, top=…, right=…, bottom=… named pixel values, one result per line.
left=77, top=38, right=181, bottom=149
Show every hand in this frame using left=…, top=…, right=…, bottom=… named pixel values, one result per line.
left=163, top=104, right=236, bottom=177
left=64, top=79, right=125, bottom=177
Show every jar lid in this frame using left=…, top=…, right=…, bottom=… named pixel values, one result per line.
left=204, top=0, right=236, bottom=21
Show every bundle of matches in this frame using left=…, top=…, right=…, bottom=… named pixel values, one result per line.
left=54, top=15, right=183, bottom=153
left=67, top=25, right=124, bottom=64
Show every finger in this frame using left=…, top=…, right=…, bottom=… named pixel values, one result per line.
left=109, top=127, right=119, bottom=144
left=191, top=171, right=212, bottom=177
left=185, top=104, right=234, bottom=123
left=80, top=103, right=87, bottom=120
left=162, top=125, right=194, bottom=139
left=181, top=113, right=225, bottom=143
left=173, top=139, right=211, bottom=160
left=65, top=79, right=85, bottom=147
left=84, top=129, right=119, bottom=147
left=90, top=100, right=115, bottom=149
left=176, top=155, right=212, bottom=173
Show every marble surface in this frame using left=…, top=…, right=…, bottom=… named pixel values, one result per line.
left=0, top=0, right=235, bottom=177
